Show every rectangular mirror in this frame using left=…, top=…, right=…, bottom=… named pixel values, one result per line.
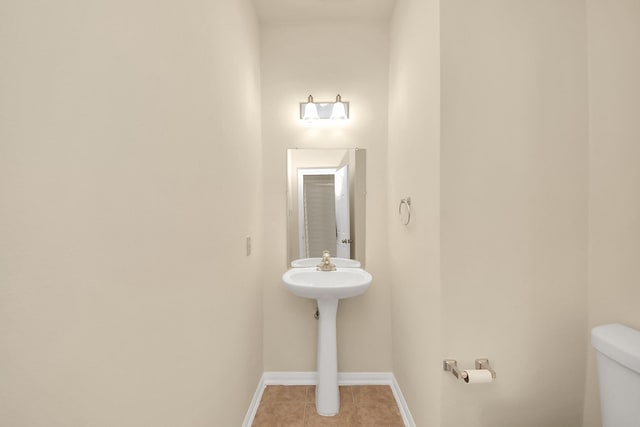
left=287, top=148, right=365, bottom=266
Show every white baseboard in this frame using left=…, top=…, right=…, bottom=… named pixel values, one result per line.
left=241, top=374, right=266, bottom=427
left=262, top=371, right=316, bottom=385
left=242, top=372, right=415, bottom=427
left=391, top=374, right=416, bottom=427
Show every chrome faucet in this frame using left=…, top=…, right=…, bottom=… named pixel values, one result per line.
left=317, top=250, right=336, bottom=271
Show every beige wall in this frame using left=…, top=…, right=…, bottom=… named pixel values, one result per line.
left=388, top=0, right=590, bottom=425
left=440, top=1, right=589, bottom=426
left=0, top=1, right=263, bottom=426
left=387, top=0, right=442, bottom=426
left=260, top=22, right=393, bottom=372
left=3, top=0, right=637, bottom=424
left=583, top=1, right=640, bottom=426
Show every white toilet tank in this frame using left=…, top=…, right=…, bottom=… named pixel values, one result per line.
left=592, top=323, right=640, bottom=427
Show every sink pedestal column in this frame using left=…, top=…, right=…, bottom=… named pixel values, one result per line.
left=316, top=297, right=340, bottom=416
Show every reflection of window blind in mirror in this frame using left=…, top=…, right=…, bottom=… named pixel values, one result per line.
left=303, top=175, right=336, bottom=257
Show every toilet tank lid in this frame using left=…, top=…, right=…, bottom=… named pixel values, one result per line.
left=592, top=323, right=640, bottom=374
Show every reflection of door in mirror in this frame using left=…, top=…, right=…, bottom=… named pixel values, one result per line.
left=297, top=167, right=350, bottom=258
left=334, top=165, right=350, bottom=257
left=287, top=148, right=365, bottom=267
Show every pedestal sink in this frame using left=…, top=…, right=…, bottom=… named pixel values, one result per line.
left=282, top=267, right=372, bottom=416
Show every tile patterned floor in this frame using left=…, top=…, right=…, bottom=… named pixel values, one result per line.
left=252, top=384, right=405, bottom=427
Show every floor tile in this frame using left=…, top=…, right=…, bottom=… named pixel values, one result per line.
left=252, top=385, right=404, bottom=426
left=356, top=403, right=404, bottom=425
left=252, top=401, right=306, bottom=427
left=260, top=385, right=310, bottom=404
left=352, top=385, right=396, bottom=406
left=304, top=401, right=358, bottom=426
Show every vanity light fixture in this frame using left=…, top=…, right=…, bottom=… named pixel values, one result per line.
left=300, top=94, right=350, bottom=122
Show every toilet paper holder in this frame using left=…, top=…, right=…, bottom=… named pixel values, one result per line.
left=443, top=358, right=496, bottom=382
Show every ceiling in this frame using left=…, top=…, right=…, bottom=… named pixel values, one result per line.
left=252, top=0, right=397, bottom=24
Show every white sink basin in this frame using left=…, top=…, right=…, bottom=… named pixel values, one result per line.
left=291, top=258, right=361, bottom=268
left=282, top=267, right=372, bottom=300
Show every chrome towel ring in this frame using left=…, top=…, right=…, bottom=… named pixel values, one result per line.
left=399, top=197, right=411, bottom=225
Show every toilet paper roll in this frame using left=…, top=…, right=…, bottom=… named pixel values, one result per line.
left=463, top=369, right=494, bottom=384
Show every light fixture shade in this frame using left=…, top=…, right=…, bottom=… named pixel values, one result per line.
left=302, top=102, right=319, bottom=120
left=330, top=101, right=347, bottom=120
left=302, top=95, right=319, bottom=121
